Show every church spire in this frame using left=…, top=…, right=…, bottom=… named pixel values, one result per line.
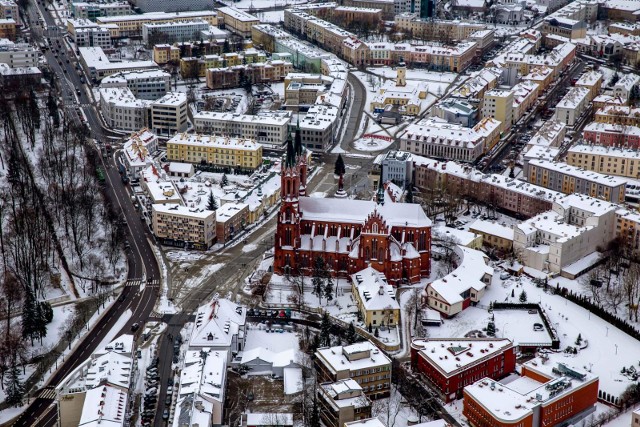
left=285, top=126, right=295, bottom=168
left=294, top=116, right=303, bottom=157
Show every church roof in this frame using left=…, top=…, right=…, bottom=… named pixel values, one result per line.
left=299, top=197, right=431, bottom=228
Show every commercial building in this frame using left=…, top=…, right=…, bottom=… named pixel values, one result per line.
left=527, top=158, right=627, bottom=203
left=189, top=298, right=247, bottom=362
left=0, top=39, right=38, bottom=68
left=583, top=122, right=640, bottom=148
left=56, top=335, right=134, bottom=427
left=315, top=342, right=392, bottom=400
left=173, top=349, right=227, bottom=427
left=96, top=11, right=218, bottom=38
left=318, top=379, right=372, bottom=427
left=394, top=15, right=486, bottom=42
left=351, top=267, right=400, bottom=329
left=378, top=150, right=413, bottom=187
left=217, top=7, right=259, bottom=38
left=149, top=92, right=188, bottom=135
left=514, top=194, right=617, bottom=273
left=566, top=145, right=640, bottom=179
left=142, top=19, right=211, bottom=44
left=79, top=46, right=157, bottom=81
left=216, top=202, right=249, bottom=243
left=101, top=70, right=170, bottom=100
left=99, top=87, right=150, bottom=132
left=122, top=128, right=158, bottom=180
left=152, top=204, right=216, bottom=249
left=298, top=104, right=340, bottom=151
left=433, top=98, right=479, bottom=128
left=482, top=89, right=514, bottom=133
left=411, top=338, right=516, bottom=402
left=400, top=119, right=487, bottom=163
left=166, top=133, right=262, bottom=170
left=463, top=359, right=599, bottom=427
left=67, top=18, right=115, bottom=48
left=70, top=1, right=131, bottom=21
left=425, top=246, right=493, bottom=317
left=193, top=111, right=292, bottom=147
left=554, top=86, right=590, bottom=126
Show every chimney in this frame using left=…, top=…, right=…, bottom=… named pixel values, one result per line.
left=378, top=285, right=384, bottom=295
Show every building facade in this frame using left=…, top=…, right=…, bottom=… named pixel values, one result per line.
left=318, top=379, right=372, bottom=427
left=193, top=111, right=292, bottom=147
left=218, top=7, right=259, bottom=38
left=166, top=133, right=263, bottom=170
left=150, top=92, right=188, bottom=135
left=152, top=204, right=216, bottom=249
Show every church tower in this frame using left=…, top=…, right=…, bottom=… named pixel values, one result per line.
left=294, top=118, right=307, bottom=196
left=274, top=129, right=302, bottom=274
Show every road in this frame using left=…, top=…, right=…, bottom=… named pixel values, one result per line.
left=10, top=1, right=162, bottom=426
left=339, top=73, right=367, bottom=150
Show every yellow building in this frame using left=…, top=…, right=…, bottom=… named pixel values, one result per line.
left=521, top=66, right=554, bottom=92
left=482, top=89, right=514, bottom=133
left=595, top=105, right=640, bottom=126
left=153, top=44, right=180, bottom=64
left=574, top=70, right=603, bottom=102
left=473, top=117, right=502, bottom=152
left=0, top=18, right=16, bottom=40
left=351, top=267, right=400, bottom=329
left=152, top=204, right=216, bottom=249
left=166, top=133, right=263, bottom=170
left=370, top=63, right=427, bottom=116
left=566, top=144, right=640, bottom=179
left=468, top=220, right=514, bottom=252
left=218, top=7, right=259, bottom=38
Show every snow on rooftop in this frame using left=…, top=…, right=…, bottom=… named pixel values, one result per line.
left=316, top=341, right=390, bottom=374
left=218, top=6, right=259, bottom=21
left=152, top=203, right=213, bottom=219
left=344, top=418, right=387, bottom=427
left=190, top=299, right=246, bottom=349
left=96, top=10, right=216, bottom=23
left=529, top=159, right=628, bottom=187
left=79, top=385, right=127, bottom=427
left=568, top=144, right=640, bottom=160
left=468, top=220, right=514, bottom=241
left=556, top=86, right=590, bottom=109
left=178, top=349, right=227, bottom=401
left=411, top=338, right=513, bottom=376
left=167, top=133, right=260, bottom=151
left=351, top=267, right=399, bottom=312
left=152, top=91, right=186, bottom=106
left=284, top=367, right=303, bottom=395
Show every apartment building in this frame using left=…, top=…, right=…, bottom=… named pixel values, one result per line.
left=318, top=380, right=372, bottom=427
left=333, top=6, right=382, bottom=26
left=555, top=86, right=590, bottom=126
left=525, top=119, right=566, bottom=151
left=613, top=73, right=640, bottom=103
left=482, top=89, right=514, bottom=133
left=101, top=69, right=170, bottom=100
left=583, top=121, right=640, bottom=148
left=99, top=87, right=150, bottom=132
left=315, top=342, right=392, bottom=400
left=189, top=298, right=247, bottom=360
left=595, top=105, right=640, bottom=126
left=152, top=204, right=216, bottom=249
left=464, top=359, right=598, bottom=427
left=527, top=158, right=627, bottom=203
left=504, top=42, right=576, bottom=79
left=142, top=19, right=211, bottom=44
left=351, top=267, right=400, bottom=329
left=70, top=1, right=131, bottom=21
left=299, top=104, right=339, bottom=151
left=0, top=1, right=19, bottom=25
left=514, top=194, right=617, bottom=273
left=0, top=39, right=38, bottom=67
left=96, top=11, right=218, bottom=38
left=152, top=43, right=180, bottom=64
left=216, top=202, right=249, bottom=242
left=79, top=46, right=156, bottom=81
left=204, top=60, right=293, bottom=89
left=468, top=220, right=514, bottom=252
left=217, top=7, right=259, bottom=38
left=342, top=0, right=394, bottom=19
left=150, top=92, right=188, bottom=135
left=394, top=15, right=486, bottom=42
left=122, top=128, right=158, bottom=180
left=400, top=118, right=487, bottom=163
left=511, top=81, right=539, bottom=125
left=166, top=133, right=262, bottom=170
left=574, top=70, right=602, bottom=101
left=411, top=338, right=515, bottom=403
left=193, top=111, right=292, bottom=147
left=0, top=18, right=16, bottom=40
left=616, top=209, right=640, bottom=258
left=413, top=156, right=562, bottom=219
left=521, top=66, right=554, bottom=92
left=566, top=145, right=640, bottom=179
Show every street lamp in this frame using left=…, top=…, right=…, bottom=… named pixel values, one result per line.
left=615, top=344, right=618, bottom=355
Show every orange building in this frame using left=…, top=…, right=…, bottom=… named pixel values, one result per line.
left=274, top=130, right=431, bottom=285
left=463, top=359, right=599, bottom=427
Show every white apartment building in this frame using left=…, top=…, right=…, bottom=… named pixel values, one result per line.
left=189, top=298, right=247, bottom=361
left=70, top=2, right=131, bottom=20
left=129, top=0, right=213, bottom=13
left=99, top=87, right=150, bottom=132
left=0, top=39, right=38, bottom=67
left=379, top=150, right=413, bottom=187
left=612, top=73, right=640, bottom=102
left=555, top=86, right=590, bottom=126
left=79, top=46, right=157, bottom=81
left=141, top=19, right=211, bottom=44
left=122, top=128, right=158, bottom=180
left=152, top=204, right=216, bottom=249
left=150, top=92, right=188, bottom=136
left=75, top=27, right=112, bottom=48
left=101, top=69, right=170, bottom=100
left=299, top=104, right=339, bottom=151
left=192, top=111, right=292, bottom=147
left=400, top=118, right=486, bottom=162
left=0, top=0, right=19, bottom=25
left=514, top=194, right=617, bottom=274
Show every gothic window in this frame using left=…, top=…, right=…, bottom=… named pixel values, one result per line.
left=365, top=246, right=370, bottom=261
left=378, top=248, right=384, bottom=261
left=372, top=239, right=378, bottom=258
left=418, top=233, right=426, bottom=251
left=285, top=228, right=292, bottom=246
left=372, top=223, right=378, bottom=234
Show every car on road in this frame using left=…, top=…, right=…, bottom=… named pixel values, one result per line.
left=118, top=294, right=125, bottom=302
left=131, top=322, right=140, bottom=332
left=162, top=409, right=169, bottom=420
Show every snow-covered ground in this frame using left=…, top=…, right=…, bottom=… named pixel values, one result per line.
left=352, top=136, right=394, bottom=152
left=243, top=325, right=300, bottom=353
left=366, top=67, right=456, bottom=96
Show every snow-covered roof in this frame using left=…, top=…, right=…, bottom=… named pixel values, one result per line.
left=574, top=70, right=602, bottom=87
left=216, top=202, right=248, bottom=224
left=190, top=299, right=246, bottom=349
left=320, top=379, right=370, bottom=409
left=284, top=368, right=303, bottom=395
left=524, top=145, right=560, bottom=163
left=151, top=91, right=186, bottom=107
left=168, top=162, right=194, bottom=174
left=79, top=46, right=156, bottom=72
left=527, top=119, right=565, bottom=148
left=468, top=220, right=514, bottom=241
left=556, top=86, right=590, bottom=109
left=402, top=119, right=484, bottom=149
left=193, top=110, right=292, bottom=126
left=316, top=341, right=391, bottom=374
left=240, top=347, right=299, bottom=369
left=351, top=267, right=399, bottom=312
left=152, top=203, right=214, bottom=220
left=298, top=196, right=431, bottom=228
left=433, top=226, right=480, bottom=247
left=79, top=385, right=127, bottom=427
left=96, top=10, right=216, bottom=24
left=427, top=246, right=492, bottom=305
left=167, top=133, right=260, bottom=152
left=553, top=193, right=617, bottom=217
left=528, top=159, right=628, bottom=187
left=123, top=128, right=156, bottom=168
left=177, top=349, right=227, bottom=401
left=411, top=338, right=513, bottom=376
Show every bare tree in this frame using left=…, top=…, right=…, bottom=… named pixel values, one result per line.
left=372, top=385, right=403, bottom=427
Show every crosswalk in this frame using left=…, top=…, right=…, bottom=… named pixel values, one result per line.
left=38, top=387, right=56, bottom=400
left=125, top=279, right=160, bottom=287
left=149, top=310, right=162, bottom=318
left=147, top=279, right=159, bottom=287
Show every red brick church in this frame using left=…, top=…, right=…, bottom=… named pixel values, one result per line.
left=273, top=131, right=432, bottom=285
